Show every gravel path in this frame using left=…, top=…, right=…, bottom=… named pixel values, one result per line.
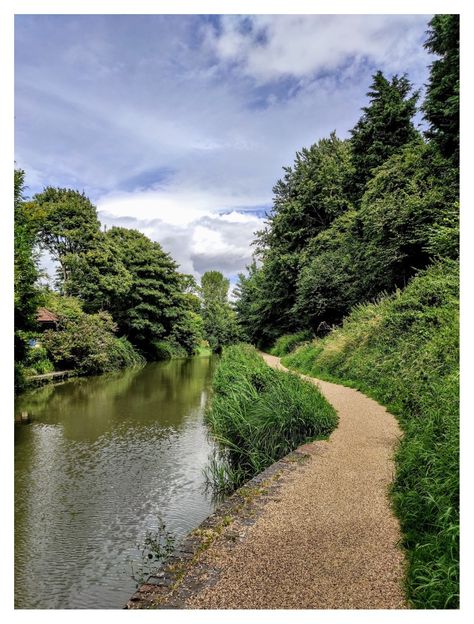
left=185, top=353, right=407, bottom=609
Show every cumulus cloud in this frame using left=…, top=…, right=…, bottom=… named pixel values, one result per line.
left=99, top=206, right=264, bottom=279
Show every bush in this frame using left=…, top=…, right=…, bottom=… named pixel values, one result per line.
left=283, top=259, right=459, bottom=608
left=270, top=331, right=313, bottom=357
left=42, top=311, right=144, bottom=375
left=206, top=344, right=337, bottom=493
left=24, top=344, right=54, bottom=375
left=151, top=339, right=188, bottom=361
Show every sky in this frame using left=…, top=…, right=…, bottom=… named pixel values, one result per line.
left=15, top=14, right=433, bottom=285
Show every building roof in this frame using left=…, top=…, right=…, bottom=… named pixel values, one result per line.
left=36, top=307, right=59, bottom=323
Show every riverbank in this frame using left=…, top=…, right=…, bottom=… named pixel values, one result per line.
left=128, top=352, right=406, bottom=609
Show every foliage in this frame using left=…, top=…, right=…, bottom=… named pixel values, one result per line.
left=29, top=187, right=101, bottom=291
left=283, top=260, right=459, bottom=608
left=106, top=227, right=199, bottom=357
left=205, top=344, right=337, bottom=493
left=66, top=232, right=133, bottom=312
left=39, top=290, right=85, bottom=319
left=23, top=345, right=54, bottom=376
left=129, top=519, right=177, bottom=587
left=257, top=133, right=354, bottom=254
left=242, top=134, right=354, bottom=342
left=270, top=331, right=313, bottom=357
left=42, top=311, right=145, bottom=375
left=423, top=15, right=459, bottom=166
left=354, top=139, right=457, bottom=299
left=14, top=169, right=41, bottom=367
left=200, top=271, right=241, bottom=352
left=294, top=209, right=360, bottom=329
left=349, top=70, right=419, bottom=201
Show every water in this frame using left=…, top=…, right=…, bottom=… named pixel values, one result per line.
left=14, top=357, right=218, bottom=609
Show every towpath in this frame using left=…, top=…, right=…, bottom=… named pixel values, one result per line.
left=129, top=353, right=407, bottom=609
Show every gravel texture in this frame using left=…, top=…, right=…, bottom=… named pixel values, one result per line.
left=184, top=354, right=407, bottom=609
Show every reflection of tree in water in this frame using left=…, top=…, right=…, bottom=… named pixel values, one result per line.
left=119, top=357, right=216, bottom=422
left=14, top=357, right=216, bottom=441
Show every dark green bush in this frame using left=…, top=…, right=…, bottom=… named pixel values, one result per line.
left=42, top=311, right=144, bottom=375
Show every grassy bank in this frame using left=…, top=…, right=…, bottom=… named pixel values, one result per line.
left=206, top=343, right=337, bottom=493
left=282, top=259, right=459, bottom=608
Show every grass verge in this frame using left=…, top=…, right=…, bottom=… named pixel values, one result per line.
left=282, top=259, right=459, bottom=609
left=205, top=343, right=337, bottom=494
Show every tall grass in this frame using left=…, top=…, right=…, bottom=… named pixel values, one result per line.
left=205, top=344, right=337, bottom=494
left=282, top=259, right=459, bottom=609
left=270, top=330, right=313, bottom=357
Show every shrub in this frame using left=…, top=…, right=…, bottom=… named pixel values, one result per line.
left=206, top=344, right=337, bottom=493
left=270, top=331, right=313, bottom=357
left=283, top=259, right=459, bottom=608
left=42, top=311, right=144, bottom=375
left=151, top=339, right=188, bottom=361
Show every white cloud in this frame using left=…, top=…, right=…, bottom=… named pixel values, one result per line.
left=206, top=15, right=430, bottom=84
left=97, top=187, right=269, bottom=225
left=98, top=205, right=264, bottom=280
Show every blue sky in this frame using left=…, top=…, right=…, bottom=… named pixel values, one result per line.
left=15, top=14, right=432, bottom=283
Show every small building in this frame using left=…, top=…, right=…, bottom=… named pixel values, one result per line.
left=36, top=307, right=59, bottom=331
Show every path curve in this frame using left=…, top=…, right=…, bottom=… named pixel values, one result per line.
left=185, top=353, right=407, bottom=609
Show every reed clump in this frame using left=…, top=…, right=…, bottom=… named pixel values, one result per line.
left=205, top=344, right=337, bottom=494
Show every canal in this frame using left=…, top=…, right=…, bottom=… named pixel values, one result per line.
left=14, top=356, right=217, bottom=609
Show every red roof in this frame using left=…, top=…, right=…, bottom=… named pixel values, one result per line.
left=36, top=307, right=59, bottom=323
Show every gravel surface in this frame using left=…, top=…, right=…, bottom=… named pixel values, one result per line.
left=185, top=354, right=407, bottom=609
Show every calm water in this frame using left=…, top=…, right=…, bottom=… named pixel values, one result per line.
left=14, top=357, right=217, bottom=609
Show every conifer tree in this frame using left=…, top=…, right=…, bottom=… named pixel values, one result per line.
left=349, top=71, right=419, bottom=202
left=422, top=14, right=459, bottom=165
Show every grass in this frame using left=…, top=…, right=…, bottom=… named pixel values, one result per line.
left=281, top=259, right=459, bottom=609
left=270, top=330, right=313, bottom=357
left=205, top=343, right=337, bottom=494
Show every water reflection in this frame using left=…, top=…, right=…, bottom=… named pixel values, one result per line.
left=15, top=357, right=217, bottom=609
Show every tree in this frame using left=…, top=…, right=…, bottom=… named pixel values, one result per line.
left=422, top=14, right=459, bottom=165
left=355, top=139, right=454, bottom=298
left=42, top=310, right=143, bottom=375
left=66, top=232, right=133, bottom=312
left=257, top=133, right=353, bottom=255
left=30, top=187, right=101, bottom=291
left=233, top=260, right=280, bottom=348
left=294, top=210, right=360, bottom=329
left=250, top=134, right=355, bottom=342
left=105, top=227, right=195, bottom=357
left=200, top=271, right=240, bottom=352
left=349, top=71, right=419, bottom=202
left=14, top=169, right=40, bottom=366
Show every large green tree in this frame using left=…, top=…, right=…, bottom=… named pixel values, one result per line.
left=200, top=271, right=240, bottom=352
left=14, top=169, right=40, bottom=366
left=423, top=14, right=459, bottom=165
left=258, top=133, right=353, bottom=255
left=349, top=71, right=419, bottom=202
left=66, top=232, right=133, bottom=312
left=30, top=187, right=101, bottom=291
left=105, top=227, right=194, bottom=357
